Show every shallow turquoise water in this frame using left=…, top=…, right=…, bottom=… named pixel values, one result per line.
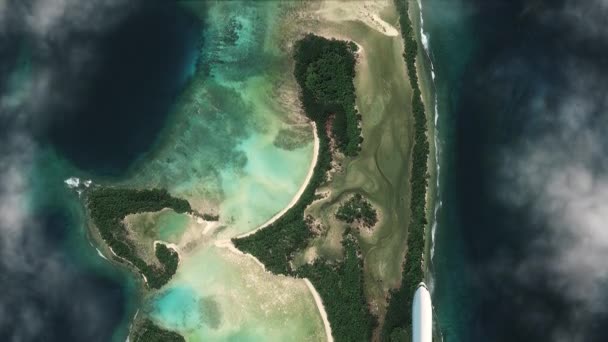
left=156, top=211, right=190, bottom=242
left=129, top=2, right=324, bottom=340
left=147, top=234, right=325, bottom=342
left=220, top=132, right=313, bottom=234
left=122, top=1, right=313, bottom=236
left=152, top=286, right=202, bottom=331
left=4, top=1, right=320, bottom=340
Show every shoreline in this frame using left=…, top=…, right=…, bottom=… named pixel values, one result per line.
left=381, top=0, right=434, bottom=338
left=412, top=0, right=440, bottom=295
left=235, top=120, right=319, bottom=239
left=304, top=278, right=334, bottom=342
left=214, top=239, right=267, bottom=271
left=219, top=120, right=334, bottom=341
left=215, top=238, right=335, bottom=342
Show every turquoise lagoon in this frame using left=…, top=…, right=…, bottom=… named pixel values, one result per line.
left=119, top=1, right=326, bottom=340
left=149, top=234, right=325, bottom=341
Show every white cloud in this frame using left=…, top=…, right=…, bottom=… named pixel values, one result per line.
left=539, top=0, right=608, bottom=42
left=498, top=55, right=608, bottom=331
left=0, top=1, right=136, bottom=339
left=11, top=0, right=132, bottom=40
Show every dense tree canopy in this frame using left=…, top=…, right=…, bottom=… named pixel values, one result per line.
left=336, top=193, right=378, bottom=228
left=133, top=320, right=184, bottom=342
left=87, top=187, right=191, bottom=289
left=294, top=34, right=361, bottom=156
left=297, top=234, right=375, bottom=342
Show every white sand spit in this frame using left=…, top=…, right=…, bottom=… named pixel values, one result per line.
left=314, top=1, right=399, bottom=37
left=304, top=279, right=334, bottom=342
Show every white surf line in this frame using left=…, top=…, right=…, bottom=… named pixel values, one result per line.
left=304, top=279, right=334, bottom=342
left=96, top=248, right=109, bottom=261
left=109, top=245, right=148, bottom=284
left=416, top=0, right=442, bottom=296
left=125, top=309, right=141, bottom=342
left=235, top=120, right=319, bottom=239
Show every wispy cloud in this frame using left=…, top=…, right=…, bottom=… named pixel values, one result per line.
left=0, top=1, right=135, bottom=340
left=495, top=1, right=608, bottom=340
left=539, top=0, right=608, bottom=42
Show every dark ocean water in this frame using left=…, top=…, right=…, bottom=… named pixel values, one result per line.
left=43, top=2, right=201, bottom=177
left=0, top=2, right=202, bottom=341
left=425, top=0, right=608, bottom=341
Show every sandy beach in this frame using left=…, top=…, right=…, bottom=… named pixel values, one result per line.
left=236, top=120, right=319, bottom=239
left=305, top=279, right=335, bottom=342
left=214, top=239, right=267, bottom=270
left=313, top=1, right=400, bottom=37
left=216, top=237, right=335, bottom=342
left=214, top=120, right=333, bottom=340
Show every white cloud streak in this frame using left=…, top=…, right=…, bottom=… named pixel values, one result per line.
left=540, top=0, right=608, bottom=42
left=496, top=2, right=608, bottom=339
left=0, top=1, right=135, bottom=340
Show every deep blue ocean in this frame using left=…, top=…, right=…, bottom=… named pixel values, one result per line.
left=43, top=2, right=202, bottom=177
left=425, top=0, right=608, bottom=341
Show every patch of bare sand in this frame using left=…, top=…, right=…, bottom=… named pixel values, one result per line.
left=305, top=279, right=334, bottom=342
left=313, top=0, right=399, bottom=37
left=216, top=238, right=334, bottom=342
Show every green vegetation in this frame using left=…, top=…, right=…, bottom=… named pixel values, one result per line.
left=296, top=234, right=375, bottom=342
left=232, top=35, right=346, bottom=275
left=87, top=188, right=191, bottom=289
left=294, top=34, right=361, bottom=156
left=382, top=0, right=431, bottom=340
left=233, top=122, right=330, bottom=274
left=155, top=243, right=179, bottom=284
left=336, top=193, right=378, bottom=228
left=201, top=213, right=219, bottom=221
left=233, top=34, right=374, bottom=341
left=133, top=320, right=184, bottom=342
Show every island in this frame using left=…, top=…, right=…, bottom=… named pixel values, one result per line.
left=233, top=34, right=375, bottom=342
left=235, top=0, right=432, bottom=340
left=86, top=188, right=193, bottom=340
left=382, top=0, right=431, bottom=339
